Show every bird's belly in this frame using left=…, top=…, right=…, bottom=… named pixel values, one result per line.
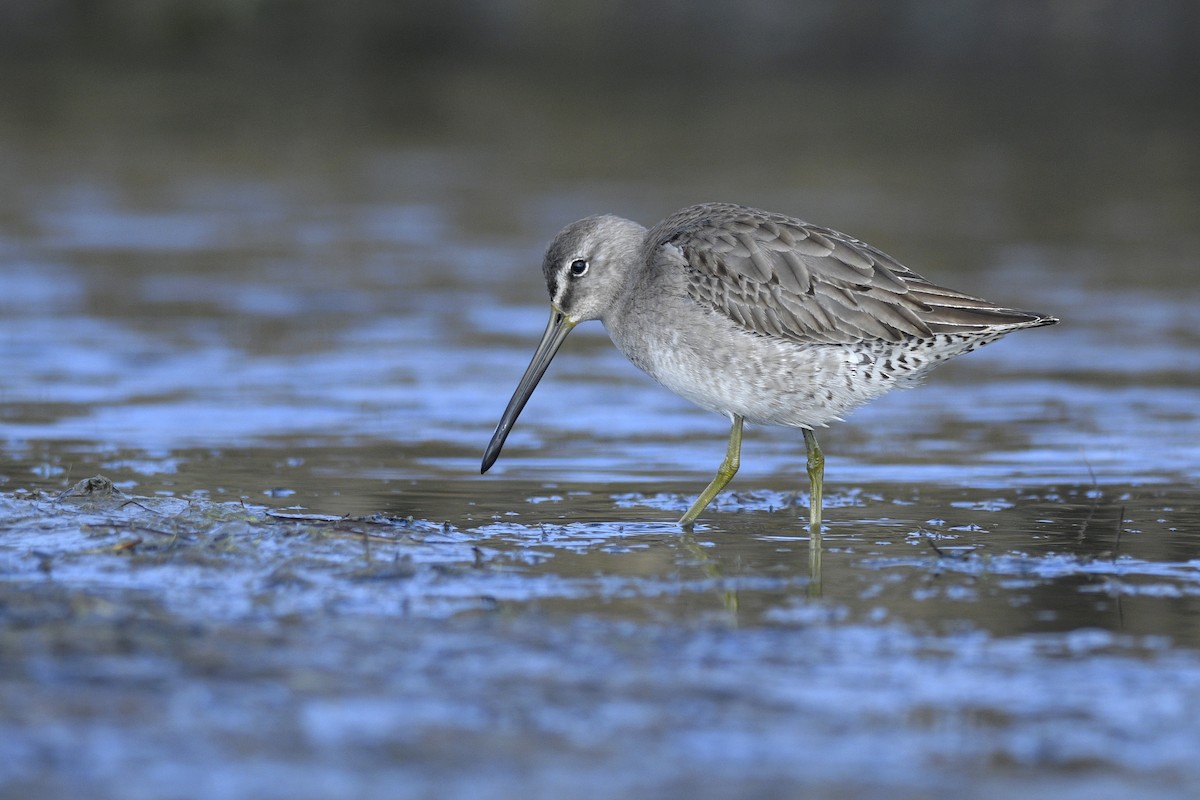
left=609, top=314, right=938, bottom=429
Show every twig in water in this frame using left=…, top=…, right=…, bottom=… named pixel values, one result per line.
left=1076, top=450, right=1101, bottom=541
left=924, top=534, right=947, bottom=557
left=1112, top=504, right=1126, bottom=562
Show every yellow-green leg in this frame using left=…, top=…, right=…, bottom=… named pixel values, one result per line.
left=803, top=428, right=824, bottom=596
left=803, top=428, right=824, bottom=535
left=679, top=414, right=744, bottom=529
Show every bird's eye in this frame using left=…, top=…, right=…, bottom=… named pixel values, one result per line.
left=569, top=259, right=589, bottom=277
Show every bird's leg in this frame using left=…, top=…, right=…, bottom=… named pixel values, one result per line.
left=803, top=428, right=824, bottom=535
left=679, top=414, right=744, bottom=529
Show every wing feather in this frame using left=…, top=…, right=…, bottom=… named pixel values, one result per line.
left=649, top=203, right=1051, bottom=344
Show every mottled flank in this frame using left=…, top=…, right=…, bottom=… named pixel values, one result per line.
left=484, top=202, right=1058, bottom=528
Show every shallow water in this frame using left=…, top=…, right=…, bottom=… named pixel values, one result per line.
left=2, top=67, right=1200, bottom=798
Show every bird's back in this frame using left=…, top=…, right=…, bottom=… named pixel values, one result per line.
left=646, top=203, right=1057, bottom=347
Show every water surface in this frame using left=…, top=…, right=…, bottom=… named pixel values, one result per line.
left=2, top=68, right=1199, bottom=799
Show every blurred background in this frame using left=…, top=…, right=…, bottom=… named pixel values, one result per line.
left=4, top=0, right=1198, bottom=80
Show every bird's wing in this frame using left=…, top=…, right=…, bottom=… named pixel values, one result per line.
left=649, top=203, right=1045, bottom=344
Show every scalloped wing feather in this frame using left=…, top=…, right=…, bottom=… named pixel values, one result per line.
left=650, top=203, right=1051, bottom=344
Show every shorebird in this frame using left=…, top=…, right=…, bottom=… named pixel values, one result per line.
left=481, top=203, right=1057, bottom=532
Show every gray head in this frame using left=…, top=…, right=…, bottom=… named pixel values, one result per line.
left=542, top=214, right=648, bottom=323
left=481, top=213, right=646, bottom=474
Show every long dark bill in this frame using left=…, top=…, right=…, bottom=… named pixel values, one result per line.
left=481, top=309, right=577, bottom=474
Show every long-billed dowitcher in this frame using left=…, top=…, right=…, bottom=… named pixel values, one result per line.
left=481, top=203, right=1057, bottom=532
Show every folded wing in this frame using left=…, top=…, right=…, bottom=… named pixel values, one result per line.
left=650, top=203, right=1052, bottom=344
